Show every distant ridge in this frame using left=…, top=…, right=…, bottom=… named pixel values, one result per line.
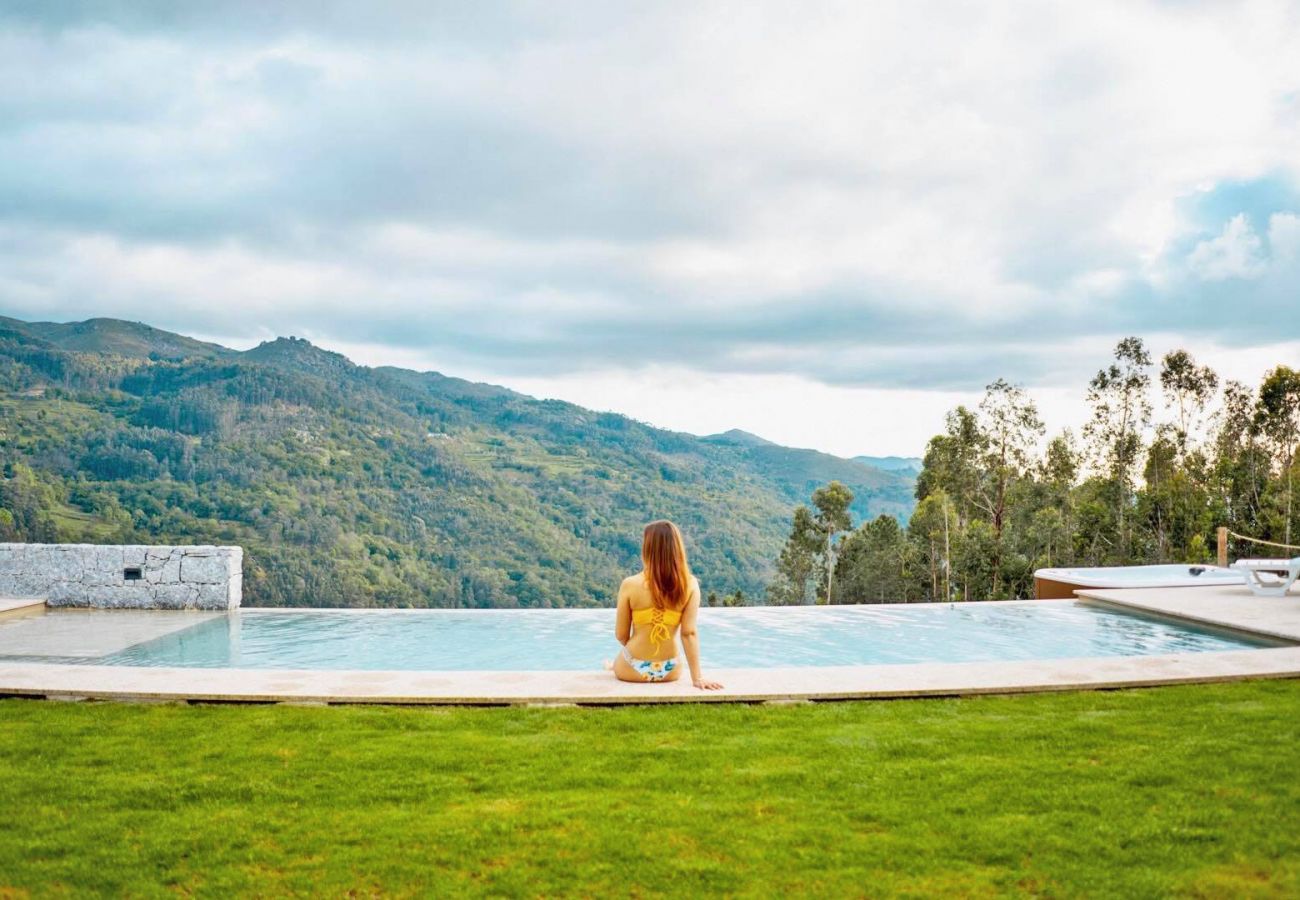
left=1, top=315, right=231, bottom=360
left=855, top=455, right=923, bottom=474
left=701, top=428, right=777, bottom=448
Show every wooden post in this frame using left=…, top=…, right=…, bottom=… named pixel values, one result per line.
left=1217, top=527, right=1229, bottom=568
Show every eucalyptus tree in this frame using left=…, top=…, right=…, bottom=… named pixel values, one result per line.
left=1029, top=431, right=1080, bottom=567
left=1140, top=432, right=1183, bottom=560
left=976, top=379, right=1045, bottom=535
left=811, top=481, right=855, bottom=603
left=1149, top=350, right=1219, bottom=560
left=1083, top=337, right=1152, bottom=559
left=1211, top=380, right=1270, bottom=546
left=915, top=406, right=985, bottom=526
left=1160, top=349, right=1219, bottom=455
left=1255, top=366, right=1300, bottom=546
left=908, top=489, right=958, bottom=601
left=768, top=482, right=856, bottom=605
left=974, top=379, right=1044, bottom=594
left=1042, top=431, right=1079, bottom=506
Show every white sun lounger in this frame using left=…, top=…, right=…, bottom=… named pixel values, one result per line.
left=1231, top=557, right=1300, bottom=597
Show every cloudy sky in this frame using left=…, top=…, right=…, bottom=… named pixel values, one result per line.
left=3, top=1, right=1299, bottom=456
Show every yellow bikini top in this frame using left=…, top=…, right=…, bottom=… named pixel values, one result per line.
left=632, top=605, right=682, bottom=655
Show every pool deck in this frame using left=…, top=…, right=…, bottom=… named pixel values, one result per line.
left=0, top=606, right=221, bottom=658
left=0, top=587, right=1297, bottom=705
left=0, top=597, right=45, bottom=618
left=1076, top=584, right=1300, bottom=643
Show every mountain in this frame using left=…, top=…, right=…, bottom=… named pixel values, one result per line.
left=855, top=455, right=923, bottom=475
left=702, top=428, right=776, bottom=448
left=0, top=316, right=917, bottom=608
left=704, top=432, right=916, bottom=521
left=1, top=316, right=231, bottom=361
left=242, top=336, right=355, bottom=377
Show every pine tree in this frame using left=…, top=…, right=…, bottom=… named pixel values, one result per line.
left=767, top=506, right=820, bottom=605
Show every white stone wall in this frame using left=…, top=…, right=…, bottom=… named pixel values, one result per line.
left=0, top=543, right=242, bottom=610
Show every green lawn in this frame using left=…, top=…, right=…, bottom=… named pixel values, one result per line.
left=2, top=681, right=1298, bottom=897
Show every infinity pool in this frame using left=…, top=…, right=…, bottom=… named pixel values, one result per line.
left=1, top=601, right=1270, bottom=671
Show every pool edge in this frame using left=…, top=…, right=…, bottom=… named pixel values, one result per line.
left=1075, top=585, right=1300, bottom=644
left=6, top=587, right=1300, bottom=705
left=2, top=646, right=1299, bottom=705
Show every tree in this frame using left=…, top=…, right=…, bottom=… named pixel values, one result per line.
left=834, top=514, right=910, bottom=603
left=767, top=506, right=820, bottom=605
left=908, top=490, right=958, bottom=601
left=1140, top=432, right=1181, bottom=560
left=1083, top=337, right=1152, bottom=560
left=915, top=406, right=984, bottom=525
left=954, top=519, right=999, bottom=601
left=1041, top=431, right=1079, bottom=528
left=1159, top=349, right=1219, bottom=455
left=811, top=481, right=854, bottom=604
left=1145, top=350, right=1220, bottom=562
left=974, top=379, right=1044, bottom=594
left=1212, top=380, right=1270, bottom=544
left=1026, top=505, right=1069, bottom=569
left=991, top=430, right=1079, bottom=573
left=1255, top=366, right=1300, bottom=546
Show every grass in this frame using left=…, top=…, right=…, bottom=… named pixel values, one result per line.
left=1, top=680, right=1298, bottom=897
left=46, top=505, right=117, bottom=542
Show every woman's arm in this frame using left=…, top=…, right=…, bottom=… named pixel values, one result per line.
left=615, top=580, right=631, bottom=645
left=679, top=580, right=722, bottom=690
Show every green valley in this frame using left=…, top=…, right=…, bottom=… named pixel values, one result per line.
left=0, top=316, right=915, bottom=608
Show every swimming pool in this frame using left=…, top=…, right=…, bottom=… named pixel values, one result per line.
left=0, top=601, right=1272, bottom=671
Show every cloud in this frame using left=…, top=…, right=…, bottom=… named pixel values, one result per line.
left=1269, top=212, right=1300, bottom=262
left=1187, top=215, right=1267, bottom=281
left=2, top=1, right=1300, bottom=396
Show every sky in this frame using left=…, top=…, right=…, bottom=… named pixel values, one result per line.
left=2, top=1, right=1299, bottom=457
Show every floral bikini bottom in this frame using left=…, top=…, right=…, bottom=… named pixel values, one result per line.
left=620, top=646, right=678, bottom=681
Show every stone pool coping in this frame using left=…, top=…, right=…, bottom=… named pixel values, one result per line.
left=1, top=646, right=1298, bottom=705
left=0, top=597, right=45, bottom=618
left=1075, top=585, right=1300, bottom=643
left=0, top=587, right=1297, bottom=705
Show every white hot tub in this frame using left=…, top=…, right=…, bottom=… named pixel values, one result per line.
left=1033, top=564, right=1243, bottom=599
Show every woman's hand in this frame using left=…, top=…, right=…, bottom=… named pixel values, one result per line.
left=693, top=677, right=724, bottom=690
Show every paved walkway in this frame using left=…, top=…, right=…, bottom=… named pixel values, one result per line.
left=1078, top=584, right=1300, bottom=643
left=0, top=597, right=45, bottom=617
left=0, top=607, right=220, bottom=658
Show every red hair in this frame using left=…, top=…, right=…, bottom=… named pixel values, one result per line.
left=642, top=520, right=691, bottom=611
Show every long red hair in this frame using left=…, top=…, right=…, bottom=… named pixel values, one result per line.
left=642, top=520, right=691, bottom=611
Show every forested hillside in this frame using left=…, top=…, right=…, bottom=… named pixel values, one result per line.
left=0, top=316, right=914, bottom=608
left=768, top=338, right=1300, bottom=604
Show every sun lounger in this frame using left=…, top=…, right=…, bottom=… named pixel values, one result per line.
left=1231, top=557, right=1300, bottom=597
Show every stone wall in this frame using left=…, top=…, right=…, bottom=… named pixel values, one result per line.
left=0, top=543, right=242, bottom=610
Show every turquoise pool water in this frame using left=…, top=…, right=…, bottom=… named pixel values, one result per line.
left=77, top=601, right=1274, bottom=671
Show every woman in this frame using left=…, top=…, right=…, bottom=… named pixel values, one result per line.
left=613, top=520, right=723, bottom=690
